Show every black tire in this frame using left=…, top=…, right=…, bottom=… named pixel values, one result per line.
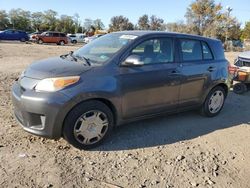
left=59, top=40, right=65, bottom=45
left=233, top=83, right=247, bottom=94
left=200, top=86, right=226, bottom=117
left=63, top=101, right=114, bottom=150
left=72, top=40, right=77, bottom=44
left=38, top=39, right=43, bottom=44
left=20, top=38, right=26, bottom=42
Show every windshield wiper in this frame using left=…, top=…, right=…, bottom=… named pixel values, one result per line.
left=74, top=55, right=91, bottom=66
left=62, top=51, right=91, bottom=66
left=68, top=51, right=78, bottom=62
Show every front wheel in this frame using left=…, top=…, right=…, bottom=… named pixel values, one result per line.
left=20, top=38, right=26, bottom=42
left=63, top=101, right=114, bottom=149
left=200, top=86, right=226, bottom=117
left=38, top=39, right=43, bottom=44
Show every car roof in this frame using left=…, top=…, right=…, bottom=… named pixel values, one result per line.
left=112, top=30, right=220, bottom=42
left=45, top=31, right=65, bottom=34
left=238, top=51, right=250, bottom=59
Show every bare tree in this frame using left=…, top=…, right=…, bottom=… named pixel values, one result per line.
left=138, top=14, right=150, bottom=30
left=149, top=15, right=165, bottom=30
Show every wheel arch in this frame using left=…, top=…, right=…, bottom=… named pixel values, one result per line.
left=61, top=98, right=118, bottom=136
left=213, top=83, right=229, bottom=97
left=201, top=82, right=229, bottom=104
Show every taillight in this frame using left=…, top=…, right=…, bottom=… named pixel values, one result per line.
left=238, top=71, right=248, bottom=81
left=228, top=65, right=238, bottom=74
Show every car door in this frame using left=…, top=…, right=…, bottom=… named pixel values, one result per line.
left=52, top=33, right=59, bottom=43
left=13, top=30, right=20, bottom=40
left=42, top=32, right=49, bottom=43
left=177, top=38, right=215, bottom=107
left=119, top=37, right=181, bottom=119
left=4, top=30, right=14, bottom=40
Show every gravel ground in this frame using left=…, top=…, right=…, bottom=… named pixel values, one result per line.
left=0, top=42, right=250, bottom=188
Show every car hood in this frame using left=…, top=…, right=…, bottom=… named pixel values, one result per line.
left=24, top=56, right=92, bottom=79
left=238, top=51, right=250, bottom=61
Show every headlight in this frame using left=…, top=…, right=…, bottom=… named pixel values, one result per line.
left=35, top=76, right=80, bottom=92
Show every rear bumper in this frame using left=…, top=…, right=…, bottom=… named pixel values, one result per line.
left=12, top=82, right=76, bottom=139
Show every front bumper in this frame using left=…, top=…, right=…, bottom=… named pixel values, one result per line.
left=12, top=81, right=75, bottom=139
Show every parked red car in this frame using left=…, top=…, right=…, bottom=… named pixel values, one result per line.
left=36, top=31, right=69, bottom=45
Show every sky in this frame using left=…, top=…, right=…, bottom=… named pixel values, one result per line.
left=1, top=0, right=250, bottom=28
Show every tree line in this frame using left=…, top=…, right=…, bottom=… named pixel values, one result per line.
left=0, top=0, right=250, bottom=41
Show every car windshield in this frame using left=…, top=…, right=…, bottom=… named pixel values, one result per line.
left=73, top=33, right=138, bottom=64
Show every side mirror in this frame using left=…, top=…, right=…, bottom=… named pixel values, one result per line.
left=122, top=55, right=144, bottom=67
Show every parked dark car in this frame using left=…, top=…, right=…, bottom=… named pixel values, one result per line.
left=0, top=29, right=29, bottom=42
left=12, top=31, right=228, bottom=149
left=36, top=31, right=69, bottom=45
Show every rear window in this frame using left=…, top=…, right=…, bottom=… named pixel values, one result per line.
left=60, top=33, right=66, bottom=37
left=180, top=39, right=202, bottom=61
left=202, top=42, right=213, bottom=60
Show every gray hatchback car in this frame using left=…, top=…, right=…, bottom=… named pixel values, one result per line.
left=12, top=31, right=228, bottom=149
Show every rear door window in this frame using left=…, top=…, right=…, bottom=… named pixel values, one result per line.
left=53, top=33, right=60, bottom=37
left=60, top=33, right=66, bottom=37
left=180, top=39, right=202, bottom=61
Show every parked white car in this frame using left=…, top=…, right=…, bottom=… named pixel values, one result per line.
left=68, top=33, right=86, bottom=44
left=83, top=34, right=104, bottom=44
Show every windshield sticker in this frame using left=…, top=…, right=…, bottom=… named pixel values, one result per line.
left=120, top=35, right=138, bottom=40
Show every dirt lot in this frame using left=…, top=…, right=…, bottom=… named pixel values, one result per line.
left=0, top=42, right=250, bottom=188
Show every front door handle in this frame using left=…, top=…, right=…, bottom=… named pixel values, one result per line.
left=171, top=69, right=180, bottom=74
left=207, top=66, right=216, bottom=72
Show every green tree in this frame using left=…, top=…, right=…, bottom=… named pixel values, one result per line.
left=138, top=14, right=150, bottom=30
left=241, top=21, right=250, bottom=40
left=43, top=9, right=58, bottom=31
left=215, top=13, right=241, bottom=41
left=57, top=15, right=75, bottom=33
left=31, top=12, right=44, bottom=31
left=9, top=8, right=31, bottom=31
left=109, top=16, right=134, bottom=32
left=0, top=10, right=9, bottom=30
left=185, top=0, right=222, bottom=36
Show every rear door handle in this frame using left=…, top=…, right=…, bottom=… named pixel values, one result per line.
left=207, top=66, right=216, bottom=72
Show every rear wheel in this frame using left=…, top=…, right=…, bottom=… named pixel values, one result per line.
left=200, top=86, right=225, bottom=117
left=63, top=101, right=114, bottom=149
left=72, top=40, right=77, bottom=44
left=233, top=83, right=247, bottom=94
left=59, top=40, right=65, bottom=45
